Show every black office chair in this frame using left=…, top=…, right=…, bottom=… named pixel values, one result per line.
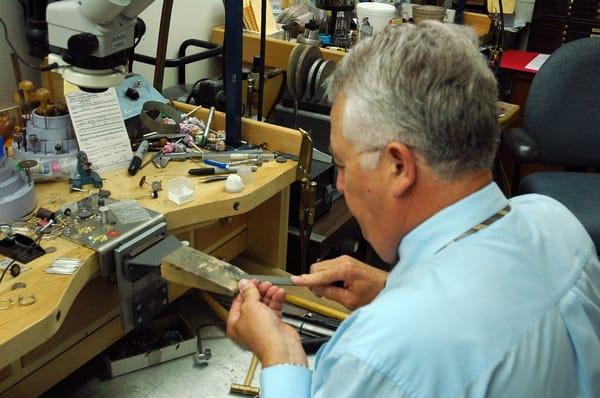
left=503, top=38, right=600, bottom=251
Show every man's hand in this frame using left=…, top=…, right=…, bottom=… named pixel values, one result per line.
left=227, top=279, right=307, bottom=367
left=291, top=255, right=388, bottom=310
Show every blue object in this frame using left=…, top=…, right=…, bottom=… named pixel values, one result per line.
left=69, top=151, right=103, bottom=189
left=116, top=74, right=168, bottom=121
left=260, top=183, right=600, bottom=397
left=0, top=136, right=4, bottom=160
left=203, top=159, right=229, bottom=169
left=319, top=34, right=332, bottom=46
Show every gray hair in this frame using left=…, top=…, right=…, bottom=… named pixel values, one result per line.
left=326, top=21, right=499, bottom=180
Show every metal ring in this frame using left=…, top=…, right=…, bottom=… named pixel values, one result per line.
left=18, top=294, right=36, bottom=306
left=0, top=298, right=13, bottom=310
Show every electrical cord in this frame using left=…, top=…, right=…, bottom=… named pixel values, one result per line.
left=186, top=79, right=206, bottom=104
left=0, top=16, right=58, bottom=72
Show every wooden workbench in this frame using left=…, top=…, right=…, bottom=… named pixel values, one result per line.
left=0, top=104, right=304, bottom=397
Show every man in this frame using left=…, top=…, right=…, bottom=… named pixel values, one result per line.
left=227, top=21, right=600, bottom=397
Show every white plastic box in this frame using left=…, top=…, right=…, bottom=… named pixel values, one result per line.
left=167, top=177, right=195, bottom=205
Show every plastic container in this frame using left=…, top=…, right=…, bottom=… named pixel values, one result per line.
left=167, top=177, right=195, bottom=205
left=356, top=2, right=396, bottom=36
left=29, top=156, right=77, bottom=181
left=237, top=165, right=254, bottom=185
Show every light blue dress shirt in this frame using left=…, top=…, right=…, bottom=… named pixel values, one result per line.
left=261, top=183, right=600, bottom=397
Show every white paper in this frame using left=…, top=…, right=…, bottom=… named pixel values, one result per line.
left=525, top=54, right=550, bottom=71
left=66, top=88, right=133, bottom=173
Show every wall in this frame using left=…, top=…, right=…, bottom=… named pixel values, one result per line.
left=135, top=0, right=225, bottom=90
left=0, top=2, right=41, bottom=103
left=0, top=0, right=225, bottom=102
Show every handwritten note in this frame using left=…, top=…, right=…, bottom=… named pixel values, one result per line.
left=66, top=88, right=132, bottom=173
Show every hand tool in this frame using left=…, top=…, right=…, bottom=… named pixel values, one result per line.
left=204, top=106, right=215, bottom=137
left=198, top=175, right=229, bottom=183
left=18, top=80, right=34, bottom=116
left=163, top=247, right=350, bottom=321
left=242, top=274, right=344, bottom=288
left=243, top=274, right=295, bottom=285
left=188, top=167, right=238, bottom=176
left=188, top=166, right=256, bottom=176
left=205, top=157, right=270, bottom=169
left=185, top=104, right=202, bottom=117
left=230, top=354, right=260, bottom=396
left=141, top=150, right=162, bottom=170
left=203, top=159, right=229, bottom=169
left=36, top=88, right=52, bottom=116
left=128, top=140, right=149, bottom=175
left=153, top=150, right=266, bottom=169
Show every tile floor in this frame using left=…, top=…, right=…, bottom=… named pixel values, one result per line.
left=41, top=292, right=316, bottom=398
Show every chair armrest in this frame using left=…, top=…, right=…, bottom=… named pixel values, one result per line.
left=502, top=127, right=539, bottom=164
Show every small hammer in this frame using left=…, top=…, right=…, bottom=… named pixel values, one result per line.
left=230, top=354, right=260, bottom=396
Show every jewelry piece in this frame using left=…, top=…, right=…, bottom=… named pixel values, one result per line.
left=0, top=297, right=13, bottom=310
left=18, top=294, right=36, bottom=306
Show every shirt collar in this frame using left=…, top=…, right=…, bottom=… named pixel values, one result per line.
left=396, top=182, right=509, bottom=272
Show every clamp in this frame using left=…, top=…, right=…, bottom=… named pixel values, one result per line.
left=296, top=128, right=317, bottom=274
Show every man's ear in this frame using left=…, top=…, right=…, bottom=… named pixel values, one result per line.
left=383, top=142, right=416, bottom=197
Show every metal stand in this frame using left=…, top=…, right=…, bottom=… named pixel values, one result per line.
left=224, top=0, right=243, bottom=147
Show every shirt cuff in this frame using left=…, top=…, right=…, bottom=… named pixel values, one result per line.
left=260, top=364, right=312, bottom=398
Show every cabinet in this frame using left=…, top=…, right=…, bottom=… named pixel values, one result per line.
left=528, top=0, right=600, bottom=53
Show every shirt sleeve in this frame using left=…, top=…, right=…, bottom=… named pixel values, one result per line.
left=260, top=364, right=312, bottom=398
left=312, top=352, right=410, bottom=398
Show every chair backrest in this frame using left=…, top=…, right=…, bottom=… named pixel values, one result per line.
left=525, top=38, right=600, bottom=167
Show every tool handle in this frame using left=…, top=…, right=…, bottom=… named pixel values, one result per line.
left=189, top=167, right=235, bottom=176
left=188, top=167, right=216, bottom=176
left=285, top=294, right=349, bottom=321
left=204, top=159, right=229, bottom=169
left=244, top=355, right=259, bottom=385
left=36, top=88, right=51, bottom=115
left=199, top=291, right=229, bottom=321
left=18, top=80, right=34, bottom=101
